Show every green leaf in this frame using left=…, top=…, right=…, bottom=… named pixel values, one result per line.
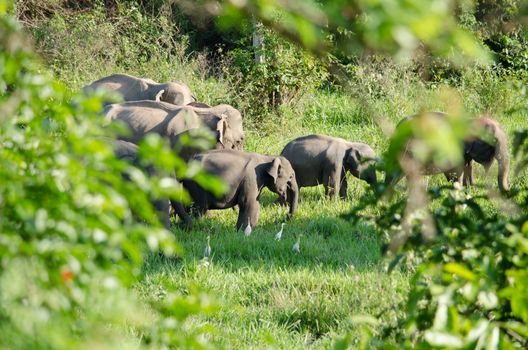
left=424, top=330, right=464, bottom=348
left=444, top=263, right=476, bottom=281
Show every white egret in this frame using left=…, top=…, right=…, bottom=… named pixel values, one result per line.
left=203, top=234, right=211, bottom=258
left=275, top=223, right=285, bottom=241
left=244, top=219, right=252, bottom=236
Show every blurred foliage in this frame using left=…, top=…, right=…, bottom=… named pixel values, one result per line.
left=0, top=1, right=221, bottom=348
left=5, top=0, right=528, bottom=348
left=210, top=0, right=492, bottom=63
left=341, top=97, right=528, bottom=348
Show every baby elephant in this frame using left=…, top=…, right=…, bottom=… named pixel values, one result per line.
left=179, top=150, right=299, bottom=231
left=280, top=134, right=377, bottom=199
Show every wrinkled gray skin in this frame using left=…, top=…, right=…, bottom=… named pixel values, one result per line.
left=112, top=139, right=192, bottom=229
left=387, top=113, right=510, bottom=192
left=187, top=103, right=245, bottom=150
left=84, top=73, right=196, bottom=106
left=187, top=101, right=211, bottom=108
left=280, top=134, right=377, bottom=199
left=103, top=100, right=238, bottom=152
left=178, top=150, right=299, bottom=230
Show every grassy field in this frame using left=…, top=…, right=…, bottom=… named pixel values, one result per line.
left=133, top=85, right=528, bottom=348
left=35, top=13, right=527, bottom=346
left=7, top=2, right=527, bottom=348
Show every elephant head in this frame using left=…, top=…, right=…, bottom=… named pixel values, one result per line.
left=214, top=105, right=245, bottom=150
left=191, top=104, right=245, bottom=151
left=265, top=157, right=299, bottom=217
left=344, top=143, right=378, bottom=185
left=159, top=82, right=196, bottom=105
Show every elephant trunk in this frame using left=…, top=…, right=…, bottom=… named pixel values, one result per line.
left=495, top=136, right=510, bottom=192
left=362, top=167, right=377, bottom=185
left=287, top=178, right=299, bottom=218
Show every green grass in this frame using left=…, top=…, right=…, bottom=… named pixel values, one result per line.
left=16, top=4, right=528, bottom=348
left=136, top=86, right=528, bottom=348
left=28, top=9, right=528, bottom=345
left=141, top=190, right=409, bottom=348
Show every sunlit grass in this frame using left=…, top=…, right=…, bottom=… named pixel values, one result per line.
left=139, top=88, right=527, bottom=348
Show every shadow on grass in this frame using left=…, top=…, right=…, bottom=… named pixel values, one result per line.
left=146, top=190, right=385, bottom=274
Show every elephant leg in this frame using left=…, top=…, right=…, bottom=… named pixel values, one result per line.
left=463, top=161, right=474, bottom=186
left=274, top=196, right=287, bottom=206
left=186, top=191, right=208, bottom=218
left=154, top=199, right=171, bottom=230
left=236, top=200, right=260, bottom=231
left=170, top=200, right=192, bottom=229
left=339, top=176, right=348, bottom=200
left=444, top=172, right=455, bottom=183
left=235, top=177, right=261, bottom=230
left=445, top=167, right=464, bottom=187
left=323, top=168, right=340, bottom=198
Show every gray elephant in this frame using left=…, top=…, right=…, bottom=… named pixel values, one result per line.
left=112, top=139, right=193, bottom=229
left=188, top=103, right=245, bottom=150
left=84, top=73, right=196, bottom=106
left=187, top=101, right=211, bottom=108
left=387, top=113, right=510, bottom=192
left=280, top=134, right=377, bottom=199
left=103, top=101, right=236, bottom=153
left=462, top=117, right=510, bottom=191
left=178, top=150, right=299, bottom=230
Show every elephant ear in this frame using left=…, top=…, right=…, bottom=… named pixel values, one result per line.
left=267, top=157, right=281, bottom=183
left=344, top=148, right=360, bottom=170
left=216, top=116, right=228, bottom=146
left=155, top=89, right=165, bottom=102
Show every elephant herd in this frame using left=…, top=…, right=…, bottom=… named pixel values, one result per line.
left=84, top=73, right=510, bottom=232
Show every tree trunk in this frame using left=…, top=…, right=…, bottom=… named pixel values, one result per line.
left=252, top=18, right=265, bottom=64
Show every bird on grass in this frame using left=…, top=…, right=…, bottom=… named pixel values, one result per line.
left=203, top=234, right=211, bottom=259
left=275, top=223, right=285, bottom=241
left=292, top=233, right=301, bottom=253
left=244, top=219, right=252, bottom=236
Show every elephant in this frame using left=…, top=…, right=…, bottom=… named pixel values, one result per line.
left=386, top=112, right=510, bottom=192
left=187, top=103, right=245, bottom=150
left=176, top=150, right=299, bottom=231
left=111, top=139, right=193, bottom=229
left=84, top=73, right=196, bottom=106
left=103, top=100, right=238, bottom=153
left=280, top=134, right=378, bottom=199
left=462, top=117, right=510, bottom=191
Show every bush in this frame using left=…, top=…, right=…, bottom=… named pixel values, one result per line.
left=0, top=3, right=220, bottom=348
left=342, top=104, right=528, bottom=348
left=227, top=24, right=329, bottom=119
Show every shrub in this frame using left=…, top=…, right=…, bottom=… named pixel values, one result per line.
left=0, top=3, right=220, bottom=348
left=227, top=24, right=329, bottom=120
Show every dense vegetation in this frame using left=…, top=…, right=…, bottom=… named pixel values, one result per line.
left=2, top=0, right=528, bottom=348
